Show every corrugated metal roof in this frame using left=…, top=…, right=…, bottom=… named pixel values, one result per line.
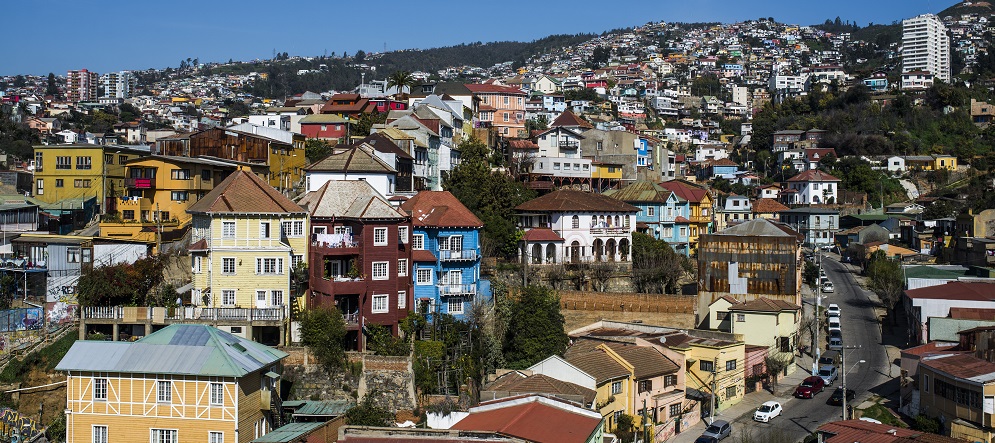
left=251, top=422, right=328, bottom=442
left=292, top=399, right=355, bottom=417
left=56, top=324, right=287, bottom=377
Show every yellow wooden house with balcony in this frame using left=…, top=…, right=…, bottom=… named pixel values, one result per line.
left=32, top=144, right=149, bottom=210
left=57, top=324, right=288, bottom=443
left=99, top=156, right=268, bottom=242
left=187, top=170, right=308, bottom=345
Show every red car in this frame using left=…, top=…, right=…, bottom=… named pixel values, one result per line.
left=794, top=376, right=826, bottom=398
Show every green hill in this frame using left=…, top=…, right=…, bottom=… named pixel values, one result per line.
left=938, top=1, right=995, bottom=18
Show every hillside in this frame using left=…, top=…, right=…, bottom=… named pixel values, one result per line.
left=939, top=0, right=995, bottom=18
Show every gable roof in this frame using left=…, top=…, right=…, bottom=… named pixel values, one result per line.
left=522, top=228, right=564, bottom=242
left=787, top=169, right=841, bottom=182
left=905, top=282, right=995, bottom=302
left=451, top=395, right=601, bottom=443
left=563, top=340, right=630, bottom=383
left=715, top=218, right=796, bottom=237
left=515, top=190, right=638, bottom=213
left=298, top=181, right=407, bottom=220
left=464, top=83, right=527, bottom=95
left=550, top=110, right=594, bottom=129
left=186, top=170, right=305, bottom=215
left=400, top=191, right=483, bottom=228
left=604, top=342, right=680, bottom=379
left=352, top=133, right=413, bottom=160
left=304, top=145, right=396, bottom=174
left=728, top=297, right=801, bottom=312
left=485, top=373, right=596, bottom=405
left=659, top=180, right=710, bottom=203
left=752, top=198, right=790, bottom=213
left=56, top=324, right=287, bottom=377
left=604, top=181, right=671, bottom=203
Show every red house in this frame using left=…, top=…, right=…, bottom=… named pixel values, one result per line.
left=320, top=93, right=379, bottom=117
left=299, top=180, right=412, bottom=350
left=299, top=114, right=349, bottom=141
left=370, top=98, right=408, bottom=113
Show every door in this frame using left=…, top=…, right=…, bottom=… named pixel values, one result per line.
left=256, top=290, right=268, bottom=308
left=446, top=270, right=462, bottom=294
left=449, top=235, right=463, bottom=259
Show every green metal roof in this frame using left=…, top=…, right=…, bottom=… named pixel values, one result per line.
left=292, top=399, right=354, bottom=417
left=250, top=422, right=328, bottom=442
left=904, top=266, right=970, bottom=281
left=928, top=318, right=995, bottom=342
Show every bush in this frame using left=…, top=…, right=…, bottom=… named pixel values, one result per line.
left=298, top=306, right=347, bottom=372
left=912, top=414, right=940, bottom=433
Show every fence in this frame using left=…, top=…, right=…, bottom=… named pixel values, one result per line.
left=557, top=290, right=694, bottom=314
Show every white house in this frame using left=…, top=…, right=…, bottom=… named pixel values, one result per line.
left=785, top=170, right=841, bottom=204
left=535, top=126, right=585, bottom=158
left=694, top=145, right=729, bottom=162
left=886, top=156, right=907, bottom=173
left=904, top=282, right=995, bottom=345
left=516, top=190, right=638, bottom=264
left=758, top=184, right=782, bottom=200
left=303, top=144, right=397, bottom=196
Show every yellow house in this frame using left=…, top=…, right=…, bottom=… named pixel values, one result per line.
left=57, top=324, right=287, bottom=443
left=932, top=155, right=957, bottom=171
left=33, top=144, right=148, bottom=209
left=564, top=341, right=634, bottom=432
left=99, top=156, right=267, bottom=242
left=188, top=170, right=308, bottom=344
left=665, top=330, right=746, bottom=412
left=721, top=297, right=800, bottom=375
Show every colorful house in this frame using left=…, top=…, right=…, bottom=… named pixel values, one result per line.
left=32, top=143, right=149, bottom=211
left=516, top=190, right=638, bottom=264
left=188, top=170, right=308, bottom=345
left=298, top=114, right=349, bottom=141
left=658, top=180, right=713, bottom=254
left=299, top=180, right=412, bottom=350
left=400, top=191, right=490, bottom=321
left=57, top=324, right=288, bottom=443
left=603, top=181, right=672, bottom=241
left=465, top=83, right=527, bottom=137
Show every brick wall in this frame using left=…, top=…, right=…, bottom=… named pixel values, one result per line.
left=557, top=290, right=696, bottom=331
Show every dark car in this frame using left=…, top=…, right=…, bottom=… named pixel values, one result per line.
left=828, top=387, right=856, bottom=406
left=694, top=437, right=719, bottom=443
left=794, top=376, right=826, bottom=398
left=700, top=420, right=732, bottom=441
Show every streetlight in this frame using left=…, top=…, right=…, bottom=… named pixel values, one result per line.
left=842, top=345, right=865, bottom=420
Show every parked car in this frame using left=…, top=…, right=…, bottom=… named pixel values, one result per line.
left=694, top=437, right=719, bottom=443
left=818, top=365, right=839, bottom=385
left=700, top=420, right=732, bottom=441
left=828, top=387, right=856, bottom=406
left=753, top=401, right=782, bottom=422
left=819, top=350, right=841, bottom=367
left=827, top=304, right=841, bottom=317
left=823, top=281, right=835, bottom=293
left=828, top=336, right=844, bottom=351
left=829, top=329, right=843, bottom=340
left=828, top=317, right=842, bottom=333
left=794, top=376, right=826, bottom=398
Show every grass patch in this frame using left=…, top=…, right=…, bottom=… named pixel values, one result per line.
left=859, top=403, right=907, bottom=428
left=0, top=330, right=78, bottom=383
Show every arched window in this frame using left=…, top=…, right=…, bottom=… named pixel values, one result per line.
left=531, top=243, right=542, bottom=264
left=619, top=238, right=630, bottom=261
left=546, top=243, right=556, bottom=263
left=606, top=239, right=617, bottom=262
left=570, top=241, right=581, bottom=263
left=594, top=239, right=604, bottom=261
left=572, top=215, right=580, bottom=229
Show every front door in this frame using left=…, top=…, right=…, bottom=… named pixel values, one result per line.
left=256, top=290, right=268, bottom=309
left=446, top=270, right=462, bottom=294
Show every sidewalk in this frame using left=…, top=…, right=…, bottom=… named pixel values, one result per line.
left=666, top=355, right=815, bottom=443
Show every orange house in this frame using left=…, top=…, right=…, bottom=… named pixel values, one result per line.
left=465, top=83, right=527, bottom=137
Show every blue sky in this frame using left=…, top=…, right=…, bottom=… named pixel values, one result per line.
left=4, top=0, right=949, bottom=76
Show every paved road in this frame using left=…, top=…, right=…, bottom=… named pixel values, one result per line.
left=742, top=254, right=892, bottom=441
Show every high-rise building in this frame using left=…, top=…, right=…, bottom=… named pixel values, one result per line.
left=902, top=14, right=951, bottom=83
left=66, top=69, right=99, bottom=102
left=100, top=70, right=137, bottom=99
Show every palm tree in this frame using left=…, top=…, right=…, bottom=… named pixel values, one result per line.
left=386, top=70, right=416, bottom=97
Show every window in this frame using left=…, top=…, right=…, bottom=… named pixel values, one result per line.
left=397, top=259, right=408, bottom=276
left=448, top=298, right=464, bottom=314
left=151, top=429, right=177, bottom=443
left=700, top=360, right=714, bottom=372
left=222, top=221, right=236, bottom=238
left=157, top=381, right=171, bottom=403
left=76, top=156, right=92, bottom=169
left=35, top=152, right=43, bottom=171
left=726, top=359, right=737, bottom=371
left=256, top=258, right=283, bottom=275
left=259, top=222, right=271, bottom=239
left=924, top=374, right=930, bottom=393
left=122, top=210, right=134, bottom=220
left=210, top=383, right=224, bottom=406
left=56, top=156, right=71, bottom=169
left=222, top=257, right=236, bottom=274
left=281, top=221, right=304, bottom=238
left=638, top=379, right=653, bottom=393
left=271, top=290, right=283, bottom=306
left=94, top=378, right=108, bottom=400
left=105, top=154, right=113, bottom=164
left=664, top=374, right=677, bottom=387
left=725, top=386, right=737, bottom=398
left=75, top=179, right=92, bottom=188
left=736, top=314, right=746, bottom=322
left=192, top=256, right=202, bottom=274
left=67, top=247, right=81, bottom=263
left=171, top=191, right=188, bottom=201
left=611, top=381, right=623, bottom=394
left=36, top=179, right=43, bottom=195
left=503, top=112, right=510, bottom=122
left=398, top=226, right=409, bottom=243
left=222, top=290, right=236, bottom=306
left=93, top=425, right=108, bottom=443
left=292, top=254, right=303, bottom=269
left=54, top=178, right=64, bottom=188
left=669, top=403, right=681, bottom=418
left=398, top=291, right=406, bottom=309
left=372, top=261, right=388, bottom=280
left=256, top=290, right=267, bottom=304
left=171, top=169, right=191, bottom=180
left=209, top=432, right=224, bottom=443
left=372, top=294, right=388, bottom=313
left=119, top=155, right=128, bottom=165
left=553, top=162, right=560, bottom=170
left=647, top=207, right=655, bottom=216
left=416, top=268, right=432, bottom=285
left=374, top=227, right=388, bottom=245
left=503, top=96, right=509, bottom=105
left=412, top=234, right=425, bottom=250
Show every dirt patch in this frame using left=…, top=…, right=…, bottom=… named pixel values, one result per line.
left=14, top=365, right=66, bottom=426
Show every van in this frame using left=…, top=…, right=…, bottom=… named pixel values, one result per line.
left=819, top=350, right=841, bottom=367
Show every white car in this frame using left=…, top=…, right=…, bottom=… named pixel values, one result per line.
left=828, top=317, right=842, bottom=333
left=753, top=401, right=782, bottom=422
left=823, top=282, right=835, bottom=293
left=827, top=304, right=841, bottom=317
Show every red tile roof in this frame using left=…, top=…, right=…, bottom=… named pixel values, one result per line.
left=515, top=190, right=638, bottom=213
left=904, top=282, right=995, bottom=302
left=451, top=395, right=601, bottom=443
left=787, top=169, right=841, bottom=182
left=186, top=170, right=305, bottom=214
left=949, top=307, right=995, bottom=320
left=752, top=198, right=790, bottom=213
left=412, top=249, right=437, bottom=262
left=550, top=110, right=593, bottom=129
left=659, top=180, right=709, bottom=203
left=508, top=139, right=539, bottom=150
left=464, top=84, right=527, bottom=95
left=401, top=191, right=483, bottom=228
left=818, top=419, right=960, bottom=443
left=674, top=216, right=692, bottom=223
left=919, top=353, right=995, bottom=382
left=522, top=228, right=564, bottom=242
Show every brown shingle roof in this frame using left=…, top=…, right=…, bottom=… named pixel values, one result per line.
left=727, top=297, right=801, bottom=312
left=563, top=346, right=630, bottom=383
left=485, top=373, right=596, bottom=405
left=186, top=170, right=305, bottom=214
left=787, top=169, right=841, bottom=182
left=298, top=181, right=406, bottom=220
left=304, top=145, right=396, bottom=173
left=401, top=191, right=483, bottom=228
left=515, top=190, right=639, bottom=213
left=604, top=342, right=679, bottom=379
left=522, top=228, right=564, bottom=242
left=550, top=110, right=594, bottom=129
left=752, top=198, right=789, bottom=214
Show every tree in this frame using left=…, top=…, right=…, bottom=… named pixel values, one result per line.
left=866, top=250, right=903, bottom=322
left=525, top=115, right=549, bottom=133
left=502, top=286, right=568, bottom=369
left=305, top=139, right=334, bottom=164
left=350, top=111, right=387, bottom=137
left=365, top=323, right=409, bottom=356
left=354, top=50, right=366, bottom=63
left=591, top=46, right=611, bottom=68
left=298, top=306, right=347, bottom=372
left=0, top=274, right=15, bottom=311
left=803, top=260, right=820, bottom=289
left=345, top=394, right=394, bottom=426
left=631, top=233, right=688, bottom=293
left=46, top=73, right=59, bottom=97
left=387, top=70, right=416, bottom=96
left=76, top=255, right=168, bottom=307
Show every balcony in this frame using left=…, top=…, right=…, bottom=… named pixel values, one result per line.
left=343, top=311, right=360, bottom=325
left=558, top=141, right=579, bottom=149
left=82, top=306, right=285, bottom=324
left=590, top=227, right=630, bottom=236
left=437, top=283, right=477, bottom=296
left=125, top=177, right=156, bottom=189
left=439, top=249, right=478, bottom=261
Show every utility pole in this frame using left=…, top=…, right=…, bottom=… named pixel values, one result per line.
left=710, top=355, right=718, bottom=424
left=813, top=225, right=822, bottom=376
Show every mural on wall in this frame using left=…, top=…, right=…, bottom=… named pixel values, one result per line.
left=46, top=301, right=77, bottom=325
left=0, top=308, right=41, bottom=333
left=0, top=407, right=44, bottom=440
left=46, top=274, right=79, bottom=305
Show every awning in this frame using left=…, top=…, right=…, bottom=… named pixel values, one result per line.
left=264, top=371, right=280, bottom=379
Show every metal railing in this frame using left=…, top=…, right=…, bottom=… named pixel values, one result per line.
left=82, top=306, right=285, bottom=322
left=438, top=250, right=478, bottom=261
left=437, top=284, right=477, bottom=296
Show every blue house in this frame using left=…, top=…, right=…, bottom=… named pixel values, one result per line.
left=660, top=190, right=692, bottom=255
left=400, top=191, right=490, bottom=321
left=604, top=181, right=691, bottom=254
